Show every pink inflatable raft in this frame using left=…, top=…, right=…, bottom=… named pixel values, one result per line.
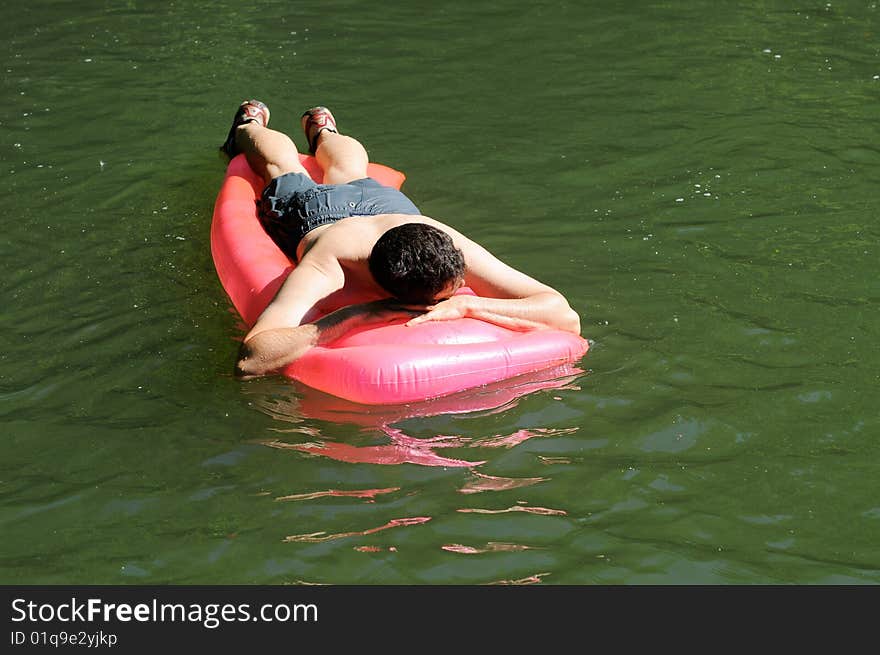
left=211, top=154, right=589, bottom=405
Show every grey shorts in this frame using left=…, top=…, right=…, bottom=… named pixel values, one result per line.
left=257, top=173, right=421, bottom=259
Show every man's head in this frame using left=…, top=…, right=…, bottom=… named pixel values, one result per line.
left=368, top=223, right=465, bottom=305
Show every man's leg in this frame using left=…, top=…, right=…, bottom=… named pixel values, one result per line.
left=314, top=131, right=370, bottom=184
left=236, top=123, right=310, bottom=184
left=221, top=100, right=310, bottom=184
left=302, top=107, right=369, bottom=184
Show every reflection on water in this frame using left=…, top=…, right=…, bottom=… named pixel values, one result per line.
left=247, top=365, right=584, bottom=471
left=459, top=471, right=547, bottom=494
left=263, top=424, right=582, bottom=469
left=264, top=434, right=481, bottom=468
left=441, top=543, right=537, bottom=554
left=243, top=366, right=586, bottom=575
left=488, top=572, right=550, bottom=585
left=248, top=364, right=585, bottom=427
left=284, top=516, right=432, bottom=544
left=275, top=488, right=400, bottom=502
left=457, top=505, right=567, bottom=517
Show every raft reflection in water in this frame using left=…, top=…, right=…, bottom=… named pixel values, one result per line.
left=244, top=364, right=583, bottom=573
left=247, top=363, right=585, bottom=468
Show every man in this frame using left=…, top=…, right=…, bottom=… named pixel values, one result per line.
left=220, top=100, right=581, bottom=379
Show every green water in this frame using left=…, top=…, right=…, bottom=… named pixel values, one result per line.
left=1, top=0, right=878, bottom=584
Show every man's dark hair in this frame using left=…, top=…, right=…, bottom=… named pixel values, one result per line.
left=369, top=223, right=465, bottom=304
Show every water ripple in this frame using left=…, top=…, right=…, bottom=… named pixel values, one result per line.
left=283, top=516, right=432, bottom=544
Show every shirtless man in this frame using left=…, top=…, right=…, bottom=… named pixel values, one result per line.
left=220, top=100, right=581, bottom=378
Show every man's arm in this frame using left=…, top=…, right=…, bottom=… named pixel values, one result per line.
left=236, top=299, right=420, bottom=378
left=235, top=247, right=421, bottom=378
left=234, top=253, right=345, bottom=378
left=407, top=236, right=581, bottom=334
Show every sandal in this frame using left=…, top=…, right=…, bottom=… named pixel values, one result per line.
left=219, top=99, right=270, bottom=158
left=300, top=106, right=338, bottom=154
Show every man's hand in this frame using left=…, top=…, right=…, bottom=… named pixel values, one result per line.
left=235, top=323, right=319, bottom=378
left=405, top=295, right=470, bottom=326
left=406, top=292, right=580, bottom=334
